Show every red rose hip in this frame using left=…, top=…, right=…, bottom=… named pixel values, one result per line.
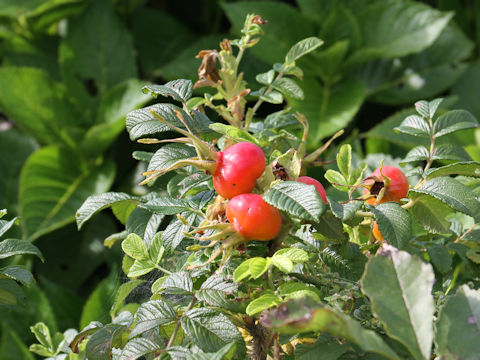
left=226, top=193, right=282, bottom=241
left=297, top=176, right=328, bottom=204
left=364, top=166, right=409, bottom=205
left=213, top=142, right=265, bottom=199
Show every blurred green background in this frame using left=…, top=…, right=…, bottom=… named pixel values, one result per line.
left=1, top=0, right=480, bottom=358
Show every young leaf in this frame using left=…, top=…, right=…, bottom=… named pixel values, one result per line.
left=274, top=248, right=309, bottom=262
left=361, top=246, right=435, bottom=360
left=195, top=275, right=238, bottom=307
left=256, top=70, right=275, bottom=85
left=140, top=197, right=192, bottom=215
left=233, top=258, right=254, bottom=282
left=249, top=257, right=270, bottom=279
left=328, top=199, right=363, bottom=221
left=180, top=308, right=242, bottom=353
left=20, top=147, right=115, bottom=241
left=76, top=193, right=140, bottom=230
left=246, top=292, right=282, bottom=315
left=110, top=280, right=145, bottom=317
left=394, top=115, right=430, bottom=137
left=264, top=181, right=326, bottom=222
left=162, top=212, right=198, bottom=252
left=261, top=298, right=400, bottom=360
left=409, top=177, right=480, bottom=220
left=433, top=109, right=478, bottom=138
left=271, top=255, right=294, bottom=273
left=147, top=143, right=197, bottom=173
left=0, top=218, right=17, bottom=238
left=142, top=79, right=193, bottom=103
left=435, top=285, right=480, bottom=358
left=0, top=239, right=44, bottom=261
left=324, top=170, right=349, bottom=192
left=129, top=300, right=177, bottom=338
left=0, top=266, right=34, bottom=286
left=425, top=161, right=480, bottom=180
left=285, top=36, right=324, bottom=65
left=159, top=271, right=193, bottom=295
left=271, top=77, right=304, bottom=100
left=337, top=144, right=352, bottom=178
left=121, top=234, right=149, bottom=261
left=368, top=203, right=412, bottom=249
left=119, top=338, right=160, bottom=360
left=127, top=259, right=155, bottom=278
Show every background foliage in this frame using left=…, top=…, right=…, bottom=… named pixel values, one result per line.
left=0, top=0, right=480, bottom=358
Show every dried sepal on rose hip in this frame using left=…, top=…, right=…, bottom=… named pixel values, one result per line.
left=185, top=193, right=282, bottom=270
left=363, top=165, right=409, bottom=205
left=296, top=176, right=328, bottom=204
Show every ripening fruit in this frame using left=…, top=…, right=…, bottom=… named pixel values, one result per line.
left=226, top=193, right=282, bottom=241
left=213, top=142, right=265, bottom=199
left=364, top=166, right=409, bottom=205
left=297, top=176, right=328, bottom=204
left=372, top=221, right=383, bottom=242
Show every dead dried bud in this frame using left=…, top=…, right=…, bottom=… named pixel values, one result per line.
left=272, top=161, right=290, bottom=181
left=194, top=49, right=221, bottom=89
left=227, top=88, right=251, bottom=122
left=251, top=15, right=268, bottom=25
left=220, top=39, right=232, bottom=53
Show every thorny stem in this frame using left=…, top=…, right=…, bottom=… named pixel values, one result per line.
left=167, top=298, right=196, bottom=348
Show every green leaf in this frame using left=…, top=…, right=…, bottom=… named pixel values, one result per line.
left=271, top=255, right=294, bottom=273
left=361, top=246, right=435, bottom=360
left=409, top=195, right=452, bottom=234
left=132, top=8, right=193, bottom=78
left=142, top=79, right=193, bottom=103
left=246, top=292, right=282, bottom=315
left=86, top=324, right=126, bottom=360
left=0, top=67, right=74, bottom=146
left=126, top=207, right=164, bottom=245
left=409, top=177, right=480, bottom=220
left=394, top=115, right=430, bottom=137
left=119, top=338, right=160, bottom=360
left=0, top=239, right=43, bottom=261
left=223, top=1, right=316, bottom=64
left=264, top=181, right=326, bottom=222
left=451, top=61, right=480, bottom=119
left=76, top=192, right=140, bottom=230
left=159, top=271, right=193, bottom=295
left=127, top=259, right=155, bottom=278
left=81, top=79, right=150, bottom=156
left=261, top=298, right=400, bottom=359
left=259, top=90, right=284, bottom=104
left=59, top=0, right=137, bottom=97
left=368, top=23, right=472, bottom=105
left=0, top=326, right=35, bottom=360
left=233, top=258, right=254, bottom=282
left=80, top=273, right=118, bottom=329
left=433, top=109, right=479, bottom=137
left=347, top=2, right=452, bottom=66
left=30, top=322, right=52, bottom=349
left=368, top=203, right=412, bottom=249
left=249, top=257, right=270, bottom=279
left=130, top=299, right=177, bottom=338
left=337, top=144, right=352, bottom=179
left=181, top=308, right=242, bottom=353
left=401, top=146, right=429, bottom=164
left=324, top=170, right=349, bottom=192
left=328, top=199, right=363, bottom=221
left=432, top=144, right=472, bottom=161
left=425, top=162, right=480, bottom=180
left=312, top=213, right=348, bottom=242
left=147, top=143, right=197, bottom=173
left=435, top=285, right=480, bottom=358
left=285, top=36, right=324, bottom=64
left=110, top=279, right=144, bottom=317
left=140, top=197, right=192, bottom=215
left=121, top=234, right=149, bottom=261
left=163, top=212, right=198, bottom=252
left=274, top=248, right=309, bottom=262
left=149, top=233, right=165, bottom=264
left=195, top=275, right=238, bottom=308
left=294, top=338, right=349, bottom=360
left=271, top=77, right=304, bottom=100
left=0, top=129, right=36, bottom=213
left=0, top=218, right=17, bottom=238
left=290, top=77, right=365, bottom=144
left=255, top=70, right=275, bottom=85
left=20, top=146, right=115, bottom=241
left=0, top=266, right=34, bottom=286
left=209, top=123, right=259, bottom=145
left=426, top=244, right=452, bottom=274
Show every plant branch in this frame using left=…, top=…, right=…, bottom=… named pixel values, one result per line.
left=166, top=297, right=196, bottom=348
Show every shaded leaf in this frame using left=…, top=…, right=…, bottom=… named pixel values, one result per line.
left=142, top=79, right=193, bottom=103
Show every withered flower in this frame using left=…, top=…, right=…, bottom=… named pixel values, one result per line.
left=194, top=49, right=221, bottom=89
left=227, top=88, right=251, bottom=122
left=251, top=15, right=268, bottom=25
left=220, top=39, right=232, bottom=53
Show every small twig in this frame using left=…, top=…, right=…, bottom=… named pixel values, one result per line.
left=166, top=298, right=196, bottom=348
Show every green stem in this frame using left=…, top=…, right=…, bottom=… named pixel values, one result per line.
left=167, top=298, right=196, bottom=348
left=445, top=263, right=464, bottom=295
left=154, top=264, right=172, bottom=275
left=267, top=266, right=274, bottom=290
